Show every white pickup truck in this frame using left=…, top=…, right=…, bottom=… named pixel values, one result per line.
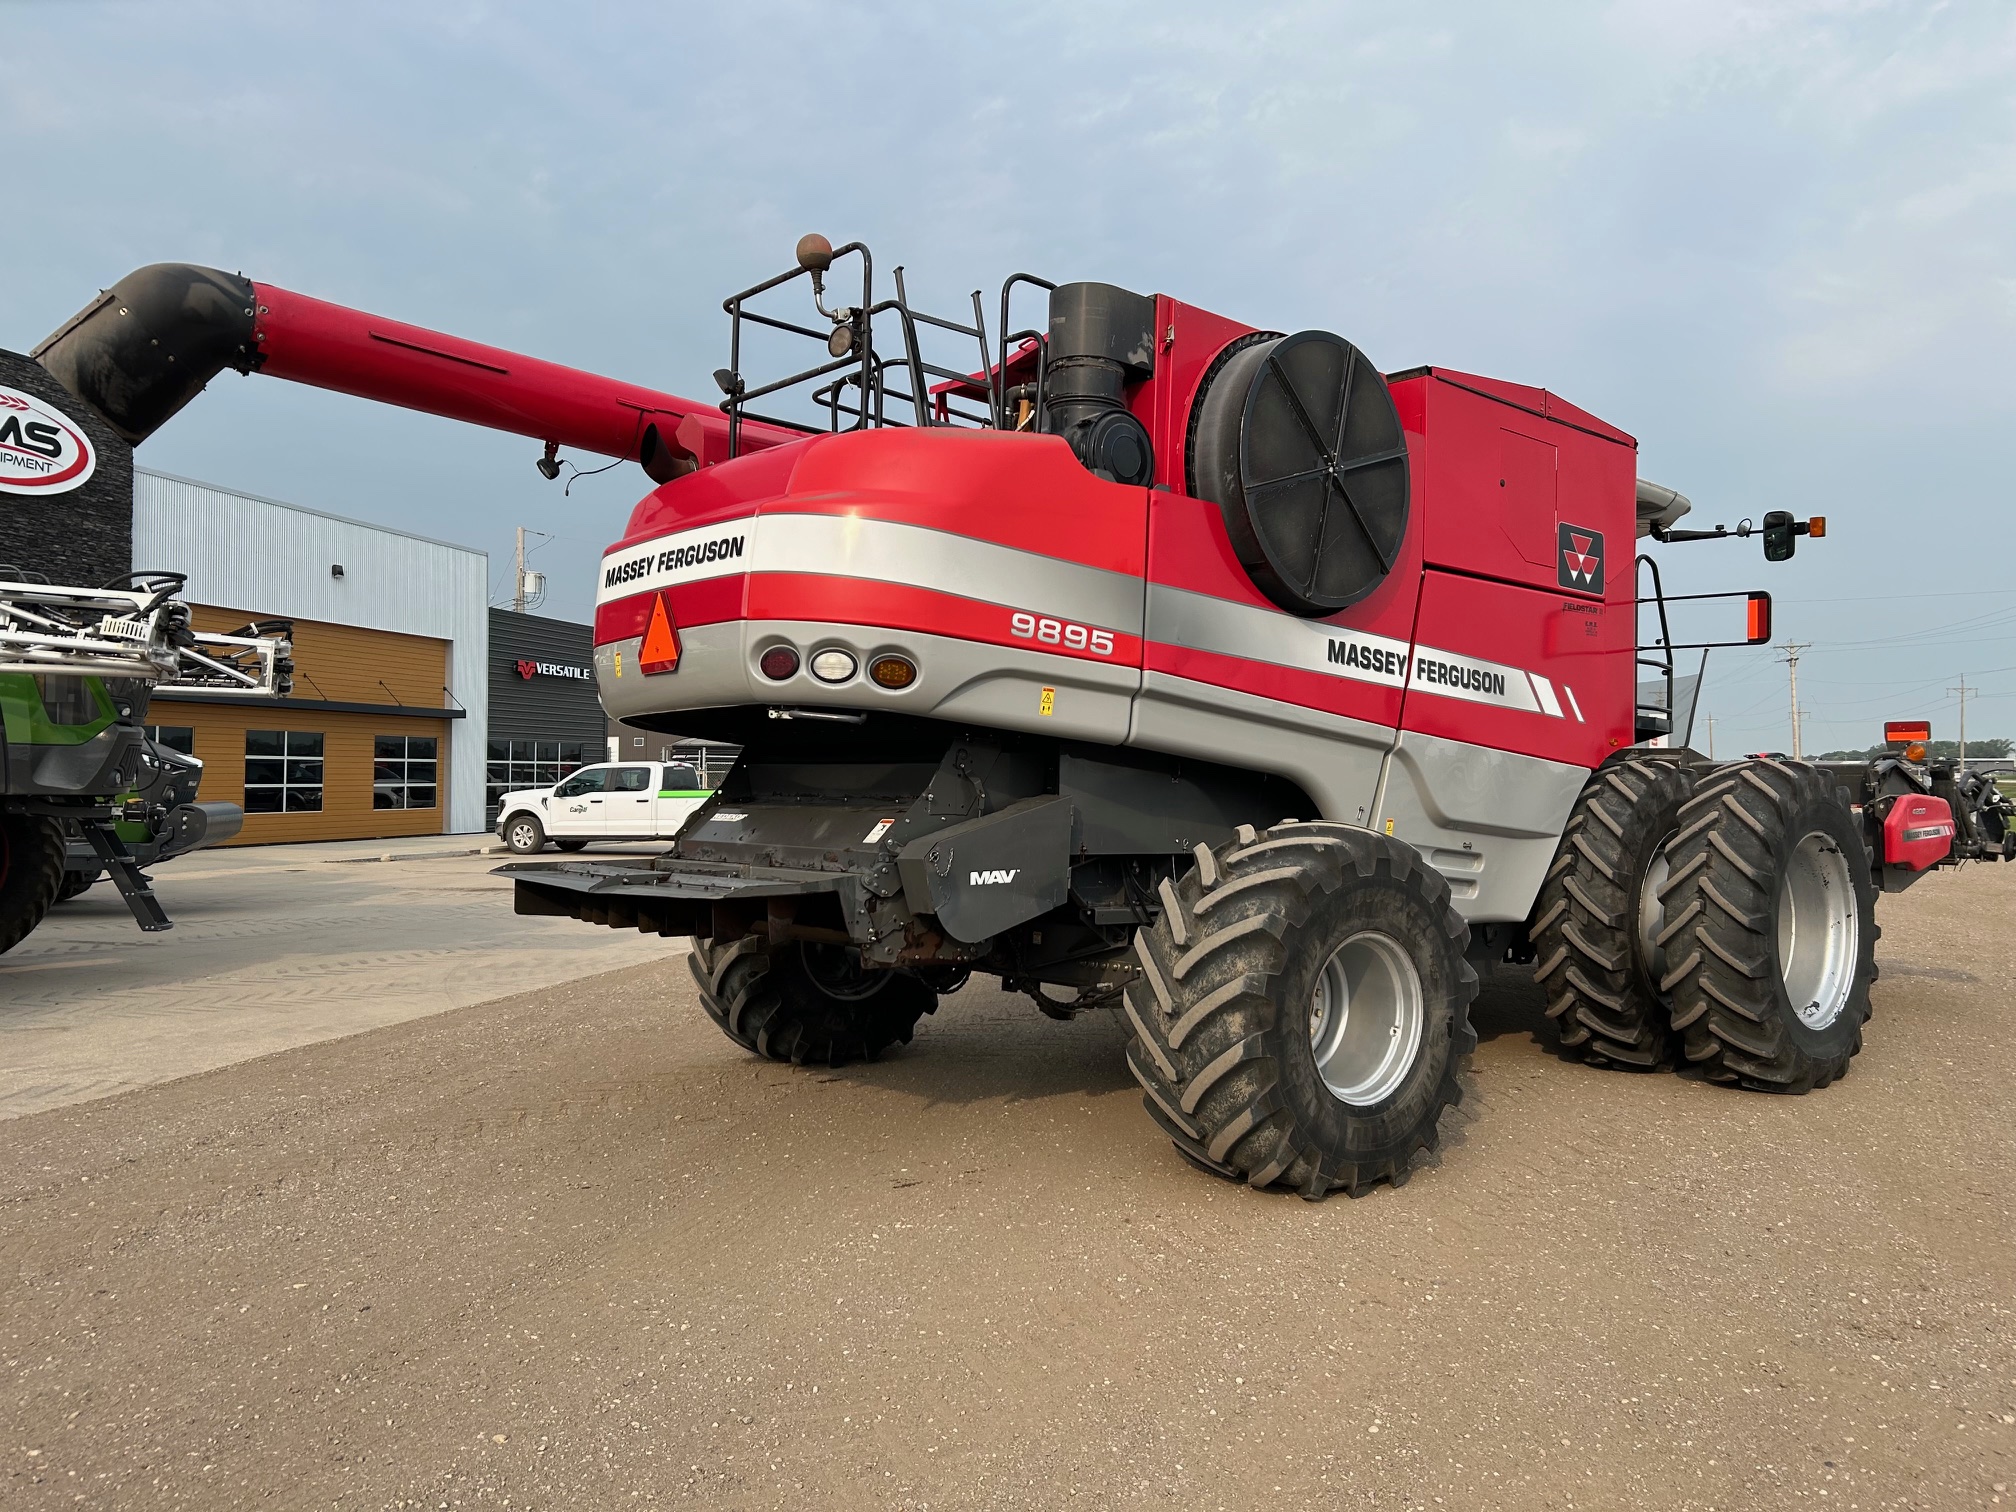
left=496, top=761, right=712, bottom=854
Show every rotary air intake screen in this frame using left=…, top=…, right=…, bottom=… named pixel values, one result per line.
left=1189, top=330, right=1410, bottom=617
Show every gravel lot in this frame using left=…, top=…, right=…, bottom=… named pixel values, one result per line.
left=2, top=860, right=2012, bottom=1509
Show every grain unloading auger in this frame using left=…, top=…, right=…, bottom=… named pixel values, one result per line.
left=27, top=246, right=1971, bottom=1196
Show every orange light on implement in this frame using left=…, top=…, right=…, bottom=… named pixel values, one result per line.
left=639, top=590, right=681, bottom=675
left=1808, top=516, right=1827, bottom=538
left=1885, top=720, right=1932, bottom=745
left=1903, top=741, right=1928, bottom=763
left=1745, top=591, right=1772, bottom=644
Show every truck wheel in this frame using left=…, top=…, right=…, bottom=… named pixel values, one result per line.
left=1125, top=822, right=1478, bottom=1199
left=504, top=814, right=546, bottom=854
left=1, top=812, right=66, bottom=955
left=1658, top=759, right=1878, bottom=1092
left=1530, top=758, right=1695, bottom=1069
left=555, top=840, right=589, bottom=853
left=690, top=936, right=938, bottom=1067
left=56, top=868, right=103, bottom=903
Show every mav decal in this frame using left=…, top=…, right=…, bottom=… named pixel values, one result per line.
left=968, top=869, right=1020, bottom=886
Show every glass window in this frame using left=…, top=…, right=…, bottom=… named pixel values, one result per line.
left=663, top=764, right=703, bottom=792
left=245, top=730, right=322, bottom=813
left=147, top=725, right=196, bottom=756
left=487, top=740, right=602, bottom=820
left=555, top=768, right=608, bottom=799
left=373, top=734, right=439, bottom=809
left=610, top=766, right=652, bottom=792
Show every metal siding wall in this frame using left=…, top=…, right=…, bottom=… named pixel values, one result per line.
left=487, top=609, right=605, bottom=740
left=132, top=471, right=491, bottom=833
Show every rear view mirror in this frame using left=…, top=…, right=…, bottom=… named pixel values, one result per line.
left=1763, top=510, right=1797, bottom=561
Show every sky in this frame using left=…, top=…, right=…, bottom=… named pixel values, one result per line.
left=3, top=0, right=2012, bottom=756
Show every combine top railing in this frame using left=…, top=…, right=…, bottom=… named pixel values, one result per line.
left=716, top=238, right=1057, bottom=457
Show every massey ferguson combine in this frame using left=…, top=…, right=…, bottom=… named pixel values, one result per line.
left=24, top=248, right=1984, bottom=1197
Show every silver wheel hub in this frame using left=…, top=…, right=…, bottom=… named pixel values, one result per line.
left=1778, top=831, right=1858, bottom=1030
left=1637, top=839, right=1673, bottom=981
left=1308, top=930, right=1426, bottom=1106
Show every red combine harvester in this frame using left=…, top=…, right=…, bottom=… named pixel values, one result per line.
left=27, top=248, right=1990, bottom=1197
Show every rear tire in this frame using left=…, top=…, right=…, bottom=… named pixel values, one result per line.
left=504, top=813, right=546, bottom=855
left=56, top=868, right=103, bottom=903
left=1, top=812, right=66, bottom=955
left=690, top=936, right=938, bottom=1067
left=555, top=840, right=589, bottom=853
left=1530, top=758, right=1695, bottom=1069
left=1658, top=759, right=1878, bottom=1092
left=1124, top=822, right=1478, bottom=1199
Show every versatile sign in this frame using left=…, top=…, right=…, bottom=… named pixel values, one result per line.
left=0, top=385, right=97, bottom=496
left=515, top=658, right=593, bottom=681
left=1557, top=522, right=1605, bottom=594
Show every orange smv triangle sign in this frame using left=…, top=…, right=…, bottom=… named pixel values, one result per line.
left=639, top=590, right=682, bottom=674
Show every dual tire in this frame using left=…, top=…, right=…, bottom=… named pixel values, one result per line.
left=1536, top=756, right=1877, bottom=1092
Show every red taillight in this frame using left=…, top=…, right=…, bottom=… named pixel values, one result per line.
left=759, top=646, right=799, bottom=680
left=640, top=591, right=681, bottom=675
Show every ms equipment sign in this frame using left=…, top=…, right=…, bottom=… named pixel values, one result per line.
left=0, top=384, right=97, bottom=495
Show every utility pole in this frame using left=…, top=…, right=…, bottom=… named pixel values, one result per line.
left=1780, top=643, right=1811, bottom=758
left=1706, top=714, right=1716, bottom=760
left=1949, top=675, right=1972, bottom=770
left=513, top=526, right=526, bottom=614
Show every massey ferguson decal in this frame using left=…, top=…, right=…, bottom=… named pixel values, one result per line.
left=1557, top=522, right=1605, bottom=594
left=0, top=385, right=97, bottom=496
left=603, top=532, right=746, bottom=591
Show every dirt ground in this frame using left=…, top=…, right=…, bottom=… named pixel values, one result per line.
left=3, top=864, right=2013, bottom=1510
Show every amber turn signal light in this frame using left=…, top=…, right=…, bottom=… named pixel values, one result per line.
left=1808, top=516, right=1826, bottom=538
left=1904, top=741, right=1927, bottom=763
left=870, top=655, right=916, bottom=689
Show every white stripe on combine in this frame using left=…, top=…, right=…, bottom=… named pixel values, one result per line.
left=597, top=512, right=1144, bottom=634
left=1527, top=674, right=1564, bottom=718
left=1563, top=684, right=1584, bottom=723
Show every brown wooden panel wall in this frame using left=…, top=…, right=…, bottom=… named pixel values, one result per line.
left=190, top=604, right=448, bottom=708
left=162, top=606, right=454, bottom=845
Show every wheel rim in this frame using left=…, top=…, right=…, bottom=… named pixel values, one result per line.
left=1308, top=930, right=1426, bottom=1106
left=1636, top=836, right=1674, bottom=982
left=511, top=821, right=537, bottom=849
left=797, top=942, right=885, bottom=1003
left=1777, top=831, right=1858, bottom=1030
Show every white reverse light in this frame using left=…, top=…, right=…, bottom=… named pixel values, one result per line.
left=809, top=648, right=858, bottom=683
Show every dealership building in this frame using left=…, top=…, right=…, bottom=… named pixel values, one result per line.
left=2, top=339, right=626, bottom=844
left=128, top=470, right=609, bottom=843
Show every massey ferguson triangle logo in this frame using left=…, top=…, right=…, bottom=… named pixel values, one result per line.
left=1557, top=522, right=1605, bottom=594
left=0, top=384, right=97, bottom=497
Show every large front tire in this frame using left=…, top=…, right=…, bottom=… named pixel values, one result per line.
left=503, top=813, right=546, bottom=855
left=690, top=936, right=938, bottom=1067
left=1124, top=822, right=1478, bottom=1199
left=1658, top=759, right=1878, bottom=1091
left=1, top=812, right=66, bottom=955
left=1530, top=758, right=1695, bottom=1069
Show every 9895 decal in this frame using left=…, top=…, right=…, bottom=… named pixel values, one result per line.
left=1010, top=611, right=1115, bottom=656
